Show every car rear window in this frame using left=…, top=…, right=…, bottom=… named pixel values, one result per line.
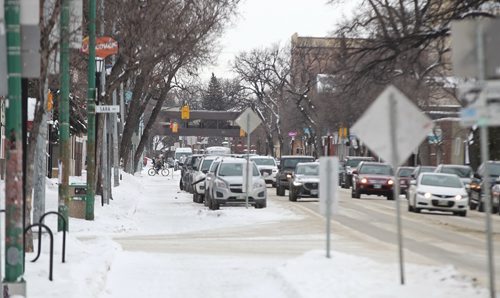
left=282, top=158, right=314, bottom=169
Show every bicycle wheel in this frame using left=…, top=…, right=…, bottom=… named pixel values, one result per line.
left=148, top=168, right=156, bottom=176
left=161, top=168, right=169, bottom=176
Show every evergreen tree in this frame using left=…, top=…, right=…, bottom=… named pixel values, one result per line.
left=202, top=73, right=226, bottom=111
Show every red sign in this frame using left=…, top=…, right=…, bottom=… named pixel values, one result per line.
left=81, top=36, right=119, bottom=58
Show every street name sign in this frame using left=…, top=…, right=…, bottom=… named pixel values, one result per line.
left=235, top=108, right=262, bottom=134
left=95, top=105, right=119, bottom=113
left=351, top=85, right=433, bottom=166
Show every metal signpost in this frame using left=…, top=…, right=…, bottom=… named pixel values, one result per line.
left=319, top=157, right=339, bottom=258
left=235, top=108, right=262, bottom=208
left=452, top=19, right=500, bottom=298
left=351, top=85, right=433, bottom=285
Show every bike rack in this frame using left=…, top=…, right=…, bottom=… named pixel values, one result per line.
left=35, top=211, right=67, bottom=263
left=24, top=223, right=54, bottom=281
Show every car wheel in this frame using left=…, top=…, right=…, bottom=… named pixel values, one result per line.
left=478, top=202, right=485, bottom=212
left=276, top=184, right=285, bottom=196
left=469, top=200, right=477, bottom=210
left=408, top=203, right=413, bottom=212
left=414, top=208, right=421, bottom=213
left=387, top=194, right=394, bottom=200
left=351, top=187, right=360, bottom=199
left=179, top=178, right=184, bottom=191
left=193, top=193, right=198, bottom=203
left=289, top=187, right=297, bottom=202
left=255, top=200, right=267, bottom=209
left=211, top=199, right=220, bottom=210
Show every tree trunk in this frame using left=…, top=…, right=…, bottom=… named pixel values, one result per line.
left=133, top=89, right=170, bottom=168
left=119, top=75, right=147, bottom=170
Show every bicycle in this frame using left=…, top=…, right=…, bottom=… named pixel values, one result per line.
left=148, top=164, right=170, bottom=176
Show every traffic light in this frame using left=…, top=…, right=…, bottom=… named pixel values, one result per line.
left=181, top=105, right=190, bottom=120
left=172, top=122, right=178, bottom=133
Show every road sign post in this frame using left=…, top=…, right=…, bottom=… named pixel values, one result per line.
left=319, top=157, right=339, bottom=258
left=235, top=108, right=262, bottom=208
left=351, top=85, right=433, bottom=285
left=453, top=19, right=497, bottom=298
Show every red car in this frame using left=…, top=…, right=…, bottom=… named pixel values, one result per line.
left=351, top=162, right=395, bottom=200
left=397, top=166, right=415, bottom=198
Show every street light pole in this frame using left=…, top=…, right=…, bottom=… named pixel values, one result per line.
left=86, top=0, right=97, bottom=220
left=4, top=0, right=25, bottom=283
left=58, top=0, right=71, bottom=231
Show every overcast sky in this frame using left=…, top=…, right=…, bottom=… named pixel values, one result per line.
left=202, top=0, right=358, bottom=79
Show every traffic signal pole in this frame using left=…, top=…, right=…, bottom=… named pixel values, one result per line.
left=86, top=0, right=97, bottom=220
left=4, top=0, right=26, bottom=290
left=58, top=0, right=70, bottom=230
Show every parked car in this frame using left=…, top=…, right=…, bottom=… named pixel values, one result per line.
left=204, top=158, right=222, bottom=207
left=205, top=157, right=267, bottom=210
left=340, top=156, right=376, bottom=189
left=289, top=162, right=319, bottom=201
left=434, top=164, right=473, bottom=191
left=192, top=155, right=218, bottom=203
left=276, top=155, right=315, bottom=196
left=351, top=162, right=394, bottom=200
left=469, top=161, right=500, bottom=212
left=410, top=165, right=436, bottom=181
left=407, top=173, right=468, bottom=216
left=491, top=178, right=500, bottom=214
left=338, top=161, right=346, bottom=186
left=180, top=154, right=203, bottom=193
left=397, top=166, right=415, bottom=197
left=250, top=155, right=278, bottom=186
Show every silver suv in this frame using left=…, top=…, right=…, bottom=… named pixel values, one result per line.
left=250, top=155, right=278, bottom=186
left=205, top=157, right=267, bottom=210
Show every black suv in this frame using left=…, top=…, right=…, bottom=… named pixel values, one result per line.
left=276, top=155, right=315, bottom=196
left=470, top=161, right=500, bottom=212
left=340, top=156, right=375, bottom=188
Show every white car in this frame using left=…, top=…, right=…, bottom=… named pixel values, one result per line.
left=205, top=157, right=267, bottom=210
left=192, top=155, right=218, bottom=203
left=407, top=173, right=468, bottom=217
left=250, top=155, right=278, bottom=186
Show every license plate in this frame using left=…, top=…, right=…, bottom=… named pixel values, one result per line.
left=311, top=189, right=318, bottom=195
left=374, top=184, right=381, bottom=189
left=438, top=200, right=448, bottom=206
left=263, top=172, right=269, bottom=177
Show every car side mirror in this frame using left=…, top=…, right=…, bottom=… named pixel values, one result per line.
left=202, top=170, right=208, bottom=174
left=277, top=165, right=281, bottom=170
left=352, top=170, right=358, bottom=175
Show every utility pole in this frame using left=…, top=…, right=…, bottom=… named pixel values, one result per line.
left=58, top=0, right=71, bottom=231
left=3, top=0, right=26, bottom=292
left=86, top=0, right=97, bottom=220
